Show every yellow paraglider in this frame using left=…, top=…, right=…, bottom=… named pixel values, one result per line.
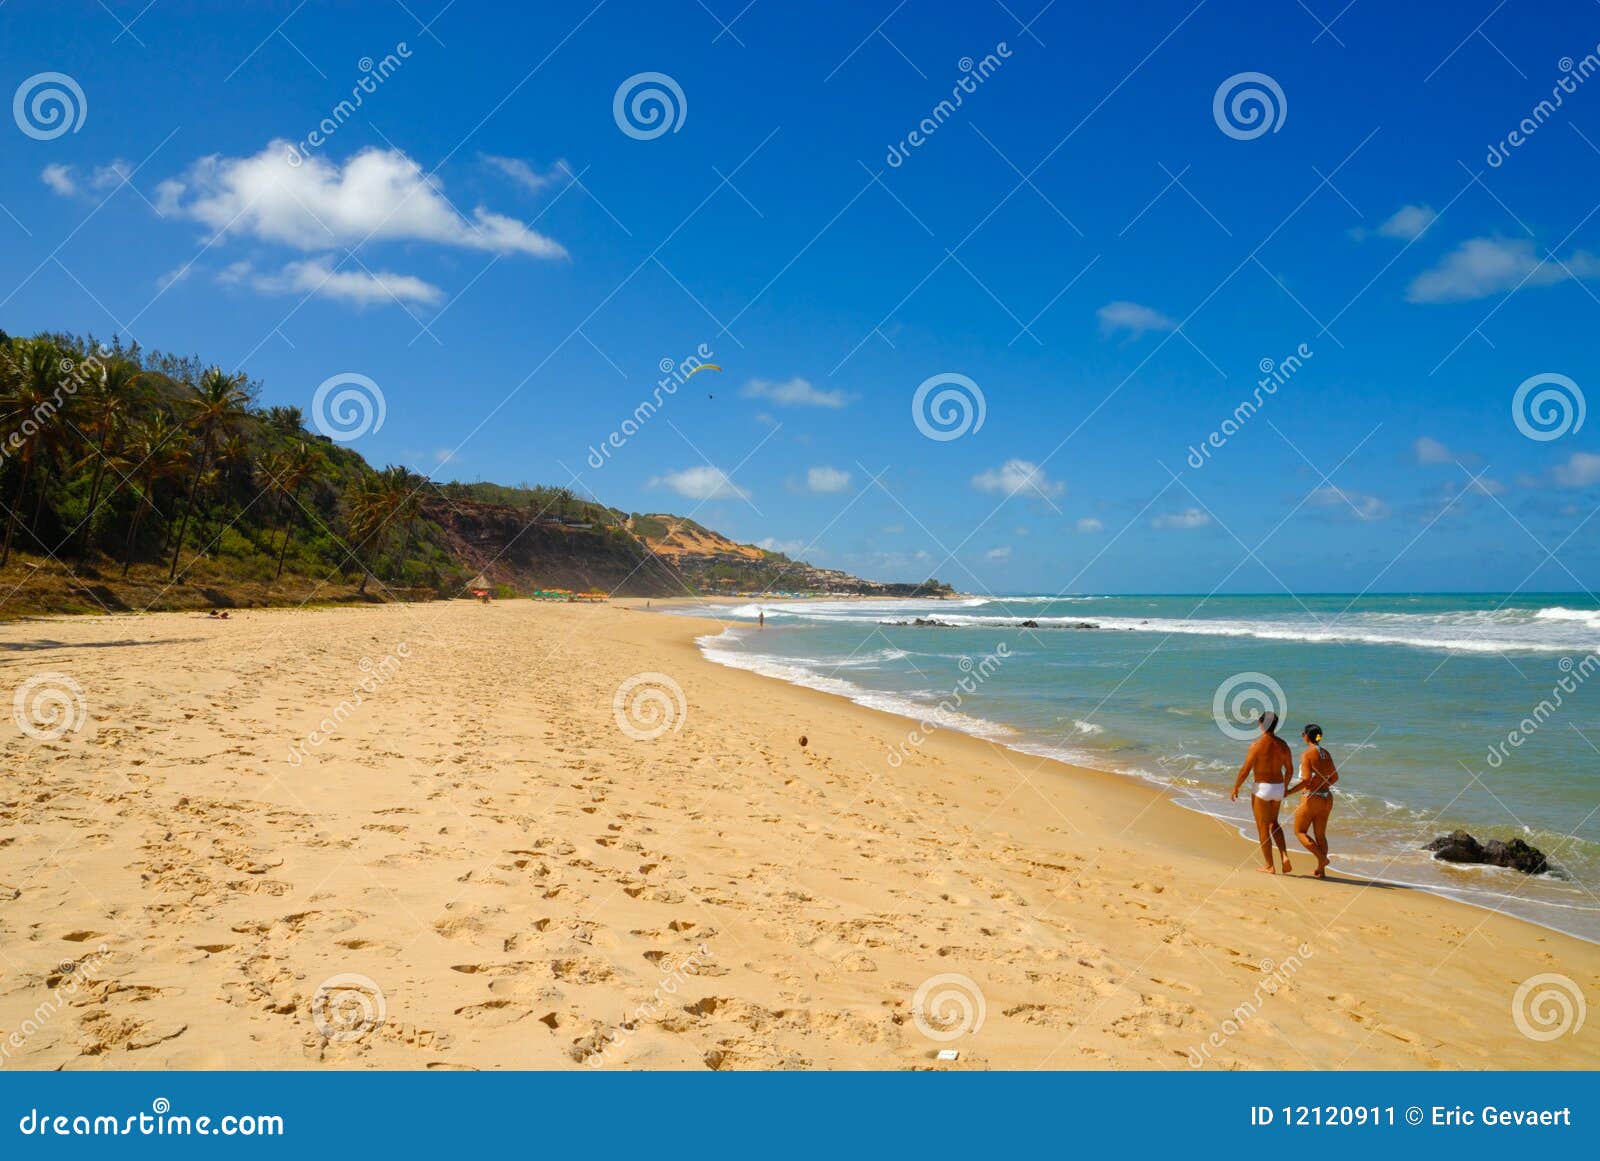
left=686, top=363, right=722, bottom=378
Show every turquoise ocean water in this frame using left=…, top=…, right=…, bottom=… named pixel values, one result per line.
left=667, top=594, right=1600, bottom=942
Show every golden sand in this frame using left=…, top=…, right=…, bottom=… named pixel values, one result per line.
left=1, top=599, right=1595, bottom=1069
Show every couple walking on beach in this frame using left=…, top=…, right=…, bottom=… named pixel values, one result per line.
left=1229, top=711, right=1339, bottom=877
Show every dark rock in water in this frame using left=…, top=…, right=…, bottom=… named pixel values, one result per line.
left=911, top=617, right=951, bottom=627
left=1425, top=830, right=1549, bottom=875
left=1425, top=830, right=1483, bottom=863
left=1020, top=620, right=1039, bottom=628
left=1483, top=838, right=1549, bottom=875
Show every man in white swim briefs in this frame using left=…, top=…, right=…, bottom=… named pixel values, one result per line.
left=1230, top=710, right=1294, bottom=875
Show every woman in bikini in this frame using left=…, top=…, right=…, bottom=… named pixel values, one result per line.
left=1286, top=723, right=1338, bottom=878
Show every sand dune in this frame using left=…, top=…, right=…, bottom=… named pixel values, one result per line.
left=1, top=600, right=1595, bottom=1069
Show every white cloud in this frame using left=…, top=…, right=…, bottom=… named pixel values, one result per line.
left=157, top=141, right=567, bottom=258
left=649, top=466, right=749, bottom=501
left=1309, top=486, right=1389, bottom=520
left=805, top=466, right=851, bottom=494
left=758, top=537, right=809, bottom=557
left=39, top=159, right=129, bottom=198
left=1406, top=237, right=1600, bottom=303
left=1097, top=300, right=1175, bottom=338
left=1152, top=508, right=1210, bottom=530
left=1413, top=435, right=1454, bottom=464
left=40, top=164, right=76, bottom=196
left=1378, top=204, right=1437, bottom=241
left=741, top=377, right=849, bottom=408
left=971, top=459, right=1065, bottom=500
left=1553, top=452, right=1600, bottom=488
left=1076, top=517, right=1103, bottom=533
left=481, top=154, right=568, bottom=194
left=984, top=546, right=1012, bottom=561
left=221, top=258, right=443, bottom=307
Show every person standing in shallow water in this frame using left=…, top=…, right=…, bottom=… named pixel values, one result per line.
left=1230, top=710, right=1293, bottom=874
left=1286, top=723, right=1338, bottom=878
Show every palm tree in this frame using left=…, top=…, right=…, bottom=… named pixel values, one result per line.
left=268, top=440, right=322, bottom=580
left=78, top=357, right=142, bottom=552
left=167, top=366, right=252, bottom=580
left=345, top=466, right=421, bottom=593
left=117, top=415, right=189, bottom=576
left=0, top=339, right=78, bottom=566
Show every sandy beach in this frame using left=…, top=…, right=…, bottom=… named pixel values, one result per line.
left=1, top=598, right=1596, bottom=1070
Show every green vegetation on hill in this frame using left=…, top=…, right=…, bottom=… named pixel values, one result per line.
left=0, top=327, right=952, bottom=616
left=0, top=329, right=464, bottom=604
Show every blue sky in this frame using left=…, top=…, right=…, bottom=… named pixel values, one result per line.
left=4, top=0, right=1600, bottom=594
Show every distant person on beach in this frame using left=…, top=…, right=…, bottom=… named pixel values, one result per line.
left=1286, top=723, right=1338, bottom=878
left=1230, top=710, right=1293, bottom=874
left=758, top=609, right=765, bottom=629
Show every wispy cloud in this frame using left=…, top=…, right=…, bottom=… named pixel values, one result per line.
left=1076, top=517, right=1103, bottom=533
left=1097, top=300, right=1175, bottom=338
left=1406, top=236, right=1600, bottom=303
left=220, top=258, right=443, bottom=307
left=1377, top=203, right=1437, bottom=241
left=984, top=546, right=1012, bottom=561
left=1152, top=508, right=1210, bottom=529
left=481, top=154, right=569, bottom=195
left=649, top=465, right=749, bottom=501
left=1309, top=485, right=1389, bottom=520
left=40, top=159, right=133, bottom=198
left=1553, top=451, right=1600, bottom=488
left=805, top=466, right=851, bottom=494
left=971, top=459, right=1065, bottom=500
left=741, top=377, right=849, bottom=408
